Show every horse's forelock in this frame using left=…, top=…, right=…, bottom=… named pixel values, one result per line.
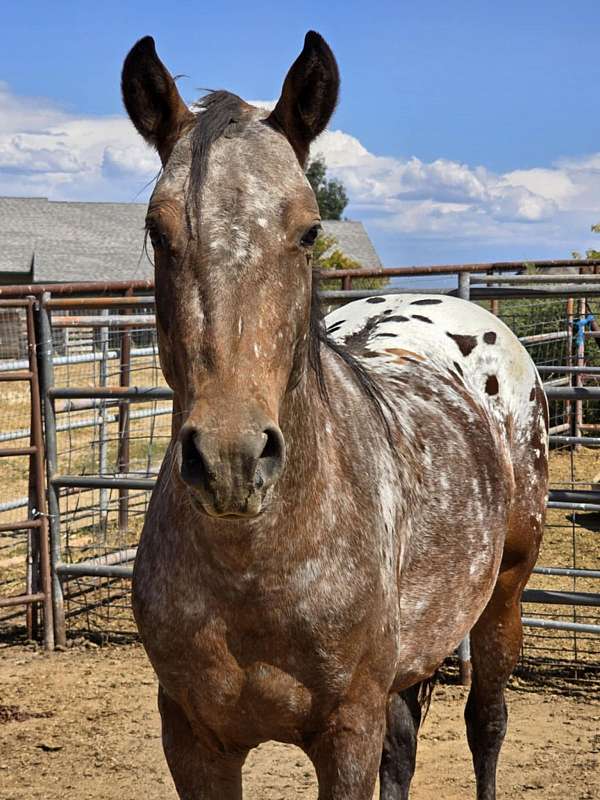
left=187, top=91, right=248, bottom=209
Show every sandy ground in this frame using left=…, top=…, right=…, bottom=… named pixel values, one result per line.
left=0, top=642, right=598, bottom=800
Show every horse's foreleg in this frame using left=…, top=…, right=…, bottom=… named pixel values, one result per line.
left=465, top=563, right=531, bottom=800
left=378, top=686, right=422, bottom=800
left=158, top=686, right=247, bottom=800
left=306, top=697, right=387, bottom=800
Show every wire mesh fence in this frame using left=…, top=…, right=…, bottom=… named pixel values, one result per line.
left=0, top=306, right=31, bottom=632
left=0, top=307, right=32, bottom=524
left=486, top=296, right=599, bottom=679
left=51, top=319, right=171, bottom=637
left=521, top=443, right=599, bottom=680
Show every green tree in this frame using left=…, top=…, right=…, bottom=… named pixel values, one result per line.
left=572, top=222, right=600, bottom=260
left=306, top=156, right=386, bottom=292
left=306, top=155, right=349, bottom=220
left=314, top=232, right=387, bottom=291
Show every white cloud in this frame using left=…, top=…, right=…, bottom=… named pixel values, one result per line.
left=0, top=81, right=159, bottom=200
left=311, top=130, right=563, bottom=225
left=309, top=127, right=600, bottom=260
left=1, top=82, right=599, bottom=261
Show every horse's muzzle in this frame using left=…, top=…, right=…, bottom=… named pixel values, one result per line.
left=178, top=422, right=286, bottom=517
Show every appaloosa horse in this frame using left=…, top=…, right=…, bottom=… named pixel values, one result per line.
left=122, top=32, right=548, bottom=800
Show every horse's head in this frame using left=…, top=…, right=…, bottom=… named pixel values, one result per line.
left=122, top=33, right=339, bottom=518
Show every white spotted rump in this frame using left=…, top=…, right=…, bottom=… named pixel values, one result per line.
left=325, top=294, right=545, bottom=446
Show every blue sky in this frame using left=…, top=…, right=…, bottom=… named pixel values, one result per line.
left=2, top=0, right=600, bottom=266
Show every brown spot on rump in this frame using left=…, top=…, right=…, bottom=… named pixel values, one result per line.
left=342, top=311, right=412, bottom=350
left=483, top=331, right=497, bottom=344
left=485, top=375, right=499, bottom=396
left=446, top=332, right=477, bottom=357
left=343, top=314, right=387, bottom=349
left=344, top=314, right=394, bottom=354
left=385, top=347, right=426, bottom=365
left=366, top=297, right=386, bottom=304
left=411, top=314, right=433, bottom=324
left=327, top=320, right=345, bottom=332
left=410, top=298, right=443, bottom=306
left=529, top=386, right=536, bottom=402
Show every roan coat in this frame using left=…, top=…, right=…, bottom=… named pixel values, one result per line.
left=122, top=31, right=548, bottom=800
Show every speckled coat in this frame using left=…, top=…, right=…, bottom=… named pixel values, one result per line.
left=134, top=292, right=548, bottom=743
left=122, top=31, right=549, bottom=800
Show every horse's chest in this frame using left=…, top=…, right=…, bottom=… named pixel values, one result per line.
left=134, top=563, right=389, bottom=745
left=141, top=608, right=348, bottom=746
left=167, top=644, right=313, bottom=745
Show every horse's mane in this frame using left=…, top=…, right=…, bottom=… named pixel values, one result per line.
left=308, top=277, right=393, bottom=437
left=187, top=91, right=392, bottom=432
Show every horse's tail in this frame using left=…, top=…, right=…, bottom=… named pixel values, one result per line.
left=416, top=671, right=438, bottom=724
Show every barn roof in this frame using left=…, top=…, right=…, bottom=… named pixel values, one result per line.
left=320, top=220, right=382, bottom=270
left=0, top=197, right=382, bottom=284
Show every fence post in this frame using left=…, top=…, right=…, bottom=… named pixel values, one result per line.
left=26, top=298, right=54, bottom=650
left=26, top=403, right=39, bottom=640
left=489, top=269, right=499, bottom=315
left=566, top=297, right=574, bottom=437
left=458, top=272, right=470, bottom=301
left=98, top=308, right=109, bottom=527
left=575, top=297, right=586, bottom=446
left=35, top=292, right=66, bottom=647
left=118, top=290, right=132, bottom=531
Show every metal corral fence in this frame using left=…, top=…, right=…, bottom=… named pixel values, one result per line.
left=0, top=263, right=599, bottom=682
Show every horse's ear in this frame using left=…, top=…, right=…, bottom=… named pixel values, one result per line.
left=266, top=31, right=339, bottom=166
left=121, top=36, right=194, bottom=164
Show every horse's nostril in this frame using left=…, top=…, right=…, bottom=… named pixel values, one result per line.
left=261, top=427, right=283, bottom=460
left=256, top=426, right=286, bottom=487
left=180, top=429, right=210, bottom=489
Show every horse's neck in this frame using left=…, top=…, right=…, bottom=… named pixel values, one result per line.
left=279, top=346, right=395, bottom=503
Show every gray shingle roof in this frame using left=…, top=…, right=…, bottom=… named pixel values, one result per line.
left=0, top=197, right=381, bottom=283
left=0, top=197, right=47, bottom=274
left=321, top=220, right=382, bottom=270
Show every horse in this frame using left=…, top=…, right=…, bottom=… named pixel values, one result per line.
left=122, top=31, right=548, bottom=800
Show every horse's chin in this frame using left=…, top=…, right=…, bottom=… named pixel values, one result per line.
left=186, top=487, right=266, bottom=521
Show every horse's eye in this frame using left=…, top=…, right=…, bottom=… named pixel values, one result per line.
left=300, top=225, right=321, bottom=248
left=147, top=224, right=167, bottom=250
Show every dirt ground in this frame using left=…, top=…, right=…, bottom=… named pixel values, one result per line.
left=0, top=642, right=597, bottom=800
